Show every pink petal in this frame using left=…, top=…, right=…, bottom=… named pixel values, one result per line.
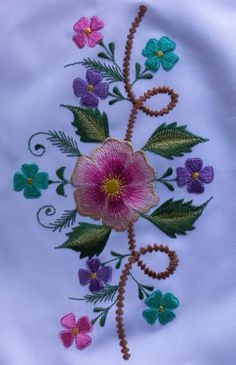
left=90, top=16, right=104, bottom=31
left=87, top=31, right=103, bottom=47
left=102, top=197, right=139, bottom=231
left=73, top=33, right=87, bottom=49
left=75, top=333, right=92, bottom=350
left=124, top=151, right=156, bottom=186
left=74, top=186, right=106, bottom=219
left=71, top=156, right=104, bottom=187
left=77, top=316, right=93, bottom=333
left=59, top=330, right=74, bottom=348
left=60, top=313, right=76, bottom=329
left=73, top=17, right=89, bottom=32
left=122, top=182, right=159, bottom=213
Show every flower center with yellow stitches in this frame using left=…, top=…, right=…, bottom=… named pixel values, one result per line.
left=27, top=177, right=33, bottom=185
left=157, top=50, right=164, bottom=58
left=87, top=84, right=94, bottom=92
left=191, top=172, right=200, bottom=180
left=85, top=27, right=92, bottom=35
left=158, top=305, right=164, bottom=313
left=102, top=177, right=124, bottom=197
left=72, top=327, right=79, bottom=336
left=90, top=272, right=97, bottom=280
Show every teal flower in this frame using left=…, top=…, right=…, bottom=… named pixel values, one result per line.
left=142, top=290, right=179, bottom=325
left=142, top=36, right=179, bottom=72
left=13, top=163, right=49, bottom=199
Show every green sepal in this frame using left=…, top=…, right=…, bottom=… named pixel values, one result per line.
left=56, top=184, right=66, bottom=197
left=56, top=166, right=67, bottom=182
left=55, top=223, right=111, bottom=258
left=61, top=105, right=109, bottom=143
left=142, top=122, right=209, bottom=159
left=142, top=197, right=212, bottom=238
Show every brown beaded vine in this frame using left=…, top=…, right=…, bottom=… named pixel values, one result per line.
left=115, top=5, right=180, bottom=360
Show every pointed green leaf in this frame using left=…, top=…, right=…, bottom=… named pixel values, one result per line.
left=56, top=184, right=66, bottom=197
left=143, top=197, right=212, bottom=238
left=143, top=122, right=209, bottom=159
left=140, top=73, right=153, bottom=80
left=163, top=181, right=175, bottom=191
left=109, top=99, right=118, bottom=105
left=112, top=86, right=123, bottom=97
left=56, top=223, right=111, bottom=258
left=93, top=307, right=105, bottom=313
left=135, top=62, right=141, bottom=79
left=98, top=52, right=110, bottom=60
left=99, top=312, right=108, bottom=327
left=61, top=105, right=109, bottom=142
left=56, top=166, right=66, bottom=182
left=108, top=42, right=115, bottom=56
left=161, top=167, right=173, bottom=179
left=138, top=285, right=144, bottom=300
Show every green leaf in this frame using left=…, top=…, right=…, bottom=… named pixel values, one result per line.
left=108, top=99, right=118, bottom=105
left=142, top=197, right=212, bottom=238
left=80, top=285, right=118, bottom=304
left=61, top=105, right=109, bottom=143
left=99, top=312, right=108, bottom=327
left=56, top=166, right=67, bottom=182
left=161, top=167, right=173, bottom=179
left=135, top=62, right=141, bottom=79
left=56, top=184, right=66, bottom=197
left=79, top=58, right=123, bottom=83
left=115, top=259, right=122, bottom=269
left=112, top=86, right=123, bottom=97
left=93, top=307, right=105, bottom=313
left=47, top=130, right=81, bottom=157
left=98, top=52, right=110, bottom=60
left=109, top=42, right=115, bottom=56
left=163, top=181, right=175, bottom=191
left=140, top=73, right=153, bottom=80
left=142, top=122, right=209, bottom=159
left=56, top=223, right=111, bottom=258
left=49, top=209, right=77, bottom=232
left=138, top=285, right=144, bottom=300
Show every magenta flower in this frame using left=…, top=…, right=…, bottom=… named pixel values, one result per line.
left=73, top=16, right=104, bottom=48
left=79, top=258, right=112, bottom=292
left=176, top=158, right=214, bottom=194
left=73, top=70, right=109, bottom=108
left=71, top=138, right=159, bottom=231
left=59, top=313, right=93, bottom=350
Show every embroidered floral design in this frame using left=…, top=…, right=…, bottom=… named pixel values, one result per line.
left=59, top=313, right=93, bottom=350
left=73, top=16, right=104, bottom=48
left=142, top=290, right=179, bottom=325
left=79, top=258, right=112, bottom=292
left=176, top=158, right=214, bottom=194
left=71, top=138, right=159, bottom=231
left=13, top=163, right=48, bottom=199
left=142, top=36, right=179, bottom=72
left=73, top=70, right=109, bottom=108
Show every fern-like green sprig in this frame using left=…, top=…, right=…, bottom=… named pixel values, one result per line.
left=47, top=130, right=81, bottom=157
left=49, top=209, right=77, bottom=232
left=79, top=58, right=124, bottom=83
left=69, top=285, right=118, bottom=304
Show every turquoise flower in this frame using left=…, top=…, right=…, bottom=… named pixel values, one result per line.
left=13, top=163, right=49, bottom=199
left=142, top=36, right=179, bottom=72
left=142, top=290, right=179, bottom=325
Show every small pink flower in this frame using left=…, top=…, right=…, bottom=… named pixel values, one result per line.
left=73, top=16, right=104, bottom=48
left=71, top=138, right=159, bottom=231
left=59, top=313, right=93, bottom=350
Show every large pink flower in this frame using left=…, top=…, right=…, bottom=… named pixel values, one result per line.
left=73, top=16, right=104, bottom=48
left=59, top=313, right=93, bottom=350
left=71, top=138, right=159, bottom=231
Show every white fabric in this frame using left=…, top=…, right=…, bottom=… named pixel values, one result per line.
left=1, top=0, right=236, bottom=364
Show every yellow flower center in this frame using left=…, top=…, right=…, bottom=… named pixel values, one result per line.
left=72, top=327, right=79, bottom=336
left=102, top=177, right=123, bottom=197
left=191, top=172, right=200, bottom=180
left=85, top=27, right=92, bottom=35
left=90, top=272, right=97, bottom=280
left=87, top=84, right=94, bottom=92
left=27, top=177, right=33, bottom=185
left=157, top=50, right=164, bottom=58
left=158, top=305, right=164, bottom=313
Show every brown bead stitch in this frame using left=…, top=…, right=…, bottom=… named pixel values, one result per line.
left=116, top=5, right=180, bottom=360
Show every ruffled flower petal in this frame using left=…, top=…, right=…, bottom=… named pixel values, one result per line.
left=97, top=266, right=112, bottom=283
left=200, top=166, right=214, bottom=183
left=23, top=184, right=41, bottom=199
left=185, top=158, right=203, bottom=173
left=78, top=269, right=91, bottom=286
left=144, top=290, right=162, bottom=308
left=142, top=308, right=159, bottom=325
left=71, top=156, right=104, bottom=187
left=123, top=183, right=159, bottom=213
left=176, top=167, right=192, bottom=186
left=21, top=163, right=38, bottom=178
left=87, top=31, right=103, bottom=47
left=72, top=33, right=87, bottom=48
left=159, top=36, right=176, bottom=53
left=34, top=172, right=49, bottom=190
left=74, top=186, right=106, bottom=219
left=13, top=173, right=26, bottom=192
left=90, top=16, right=104, bottom=31
left=73, top=17, right=89, bottom=33
left=75, top=333, right=92, bottom=350
left=81, top=92, right=99, bottom=107
left=73, top=78, right=88, bottom=97
left=93, top=82, right=109, bottom=99
left=160, top=293, right=179, bottom=310
left=142, top=38, right=159, bottom=57
left=145, top=56, right=160, bottom=72
left=86, top=258, right=101, bottom=273
left=161, top=51, right=179, bottom=71
left=59, top=330, right=74, bottom=348
left=76, top=316, right=93, bottom=333
left=60, top=313, right=76, bottom=329
left=125, top=150, right=156, bottom=185
left=86, top=70, right=103, bottom=86
left=158, top=309, right=176, bottom=325
left=187, top=179, right=205, bottom=194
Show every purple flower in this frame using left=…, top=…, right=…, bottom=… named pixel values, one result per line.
left=176, top=158, right=214, bottom=194
left=78, top=258, right=112, bottom=292
left=73, top=70, right=109, bottom=108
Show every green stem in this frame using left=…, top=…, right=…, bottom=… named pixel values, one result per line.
left=101, top=253, right=130, bottom=266
left=91, top=299, right=118, bottom=325
left=157, top=178, right=177, bottom=182
left=131, top=67, right=148, bottom=86
left=64, top=61, right=81, bottom=68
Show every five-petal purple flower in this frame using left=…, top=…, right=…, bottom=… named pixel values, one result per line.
left=176, top=158, right=214, bottom=194
left=73, top=70, right=109, bottom=108
left=78, top=258, right=112, bottom=292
